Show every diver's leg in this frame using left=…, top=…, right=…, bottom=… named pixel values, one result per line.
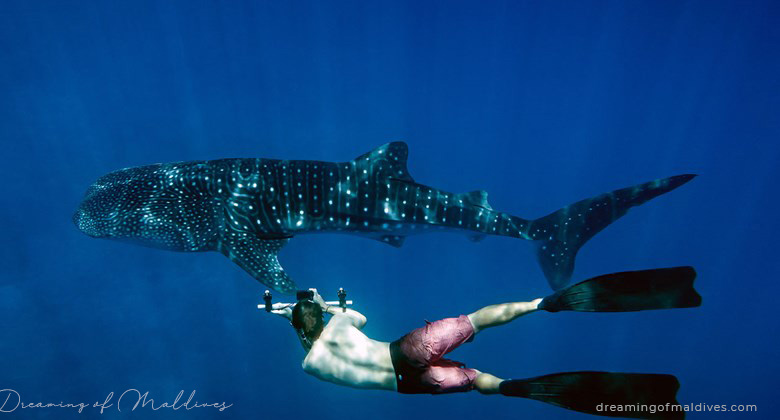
left=467, top=298, right=543, bottom=334
left=474, top=372, right=504, bottom=395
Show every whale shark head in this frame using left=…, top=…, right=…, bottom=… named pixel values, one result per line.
left=73, top=163, right=220, bottom=251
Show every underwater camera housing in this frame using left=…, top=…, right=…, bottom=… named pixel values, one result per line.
left=258, top=288, right=353, bottom=313
left=296, top=290, right=314, bottom=301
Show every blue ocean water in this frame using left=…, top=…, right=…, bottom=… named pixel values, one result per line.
left=1, top=0, right=778, bottom=418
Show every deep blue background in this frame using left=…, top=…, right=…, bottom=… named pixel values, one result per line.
left=1, top=1, right=778, bottom=418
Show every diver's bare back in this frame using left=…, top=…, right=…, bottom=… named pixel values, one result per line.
left=302, top=314, right=397, bottom=391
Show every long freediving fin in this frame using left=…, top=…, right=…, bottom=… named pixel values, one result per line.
left=531, top=174, right=696, bottom=290
left=539, top=266, right=701, bottom=312
left=499, top=371, right=683, bottom=419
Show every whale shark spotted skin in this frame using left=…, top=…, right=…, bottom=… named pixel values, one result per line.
left=73, top=142, right=695, bottom=293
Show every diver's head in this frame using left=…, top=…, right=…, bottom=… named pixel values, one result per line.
left=73, top=164, right=217, bottom=251
left=292, top=300, right=324, bottom=348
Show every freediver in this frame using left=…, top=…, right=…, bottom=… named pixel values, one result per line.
left=269, top=267, right=701, bottom=419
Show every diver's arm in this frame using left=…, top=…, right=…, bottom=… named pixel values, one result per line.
left=310, top=288, right=367, bottom=329
left=270, top=304, right=294, bottom=321
left=325, top=307, right=367, bottom=329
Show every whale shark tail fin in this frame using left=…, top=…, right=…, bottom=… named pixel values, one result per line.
left=530, top=174, right=696, bottom=290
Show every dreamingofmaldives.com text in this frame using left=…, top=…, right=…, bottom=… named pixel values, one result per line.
left=597, top=402, right=757, bottom=415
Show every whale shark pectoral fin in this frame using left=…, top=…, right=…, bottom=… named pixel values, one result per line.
left=216, top=234, right=296, bottom=294
left=353, top=141, right=414, bottom=182
left=377, top=235, right=406, bottom=248
left=457, top=190, right=493, bottom=210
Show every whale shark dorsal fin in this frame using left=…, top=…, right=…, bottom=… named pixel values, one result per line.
left=216, top=233, right=296, bottom=294
left=458, top=190, right=493, bottom=210
left=353, top=142, right=414, bottom=182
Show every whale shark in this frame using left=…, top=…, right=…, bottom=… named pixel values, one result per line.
left=73, top=142, right=694, bottom=294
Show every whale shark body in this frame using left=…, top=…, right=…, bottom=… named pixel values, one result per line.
left=73, top=142, right=694, bottom=294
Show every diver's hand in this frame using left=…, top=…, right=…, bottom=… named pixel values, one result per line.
left=309, top=288, right=327, bottom=309
left=270, top=304, right=293, bottom=320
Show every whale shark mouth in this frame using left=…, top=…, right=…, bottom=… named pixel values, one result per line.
left=72, top=209, right=103, bottom=238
